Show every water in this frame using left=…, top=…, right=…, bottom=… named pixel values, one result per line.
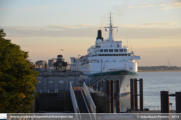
left=138, top=72, right=181, bottom=109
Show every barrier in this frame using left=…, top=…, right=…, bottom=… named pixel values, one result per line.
left=73, top=87, right=82, bottom=90
left=70, top=82, right=80, bottom=114
left=83, top=82, right=96, bottom=120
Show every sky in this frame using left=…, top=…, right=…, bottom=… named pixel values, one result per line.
left=0, top=0, right=181, bottom=66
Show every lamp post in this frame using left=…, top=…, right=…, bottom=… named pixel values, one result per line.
left=100, top=59, right=103, bottom=94
left=101, top=59, right=102, bottom=87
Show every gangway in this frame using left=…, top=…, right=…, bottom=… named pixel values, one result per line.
left=70, top=82, right=96, bottom=120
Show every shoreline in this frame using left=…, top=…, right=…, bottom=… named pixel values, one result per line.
left=138, top=70, right=181, bottom=72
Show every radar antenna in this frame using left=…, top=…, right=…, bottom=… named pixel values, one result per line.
left=104, top=12, right=117, bottom=41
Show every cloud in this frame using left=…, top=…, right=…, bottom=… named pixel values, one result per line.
left=25, top=6, right=60, bottom=11
left=46, top=24, right=95, bottom=29
left=5, top=37, right=22, bottom=41
left=1, top=25, right=97, bottom=38
left=0, top=6, right=60, bottom=11
left=138, top=4, right=155, bottom=8
left=129, top=0, right=181, bottom=9
left=143, top=22, right=177, bottom=26
left=172, top=0, right=181, bottom=7
left=1, top=25, right=181, bottom=39
left=117, top=23, right=177, bottom=28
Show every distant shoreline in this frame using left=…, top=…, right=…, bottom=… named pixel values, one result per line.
left=138, top=70, right=181, bottom=72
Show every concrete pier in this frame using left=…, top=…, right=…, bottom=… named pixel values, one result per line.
left=36, top=71, right=82, bottom=92
left=35, top=92, right=74, bottom=113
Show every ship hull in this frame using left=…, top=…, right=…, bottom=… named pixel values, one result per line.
left=80, top=70, right=138, bottom=112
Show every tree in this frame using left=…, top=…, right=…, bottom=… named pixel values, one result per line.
left=0, top=29, right=39, bottom=113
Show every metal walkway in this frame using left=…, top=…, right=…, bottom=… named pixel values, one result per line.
left=70, top=82, right=96, bottom=120
left=74, top=91, right=89, bottom=113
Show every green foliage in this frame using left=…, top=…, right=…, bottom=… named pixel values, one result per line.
left=0, top=29, right=39, bottom=113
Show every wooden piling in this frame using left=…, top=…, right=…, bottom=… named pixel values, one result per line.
left=116, top=80, right=121, bottom=113
left=139, top=79, right=144, bottom=111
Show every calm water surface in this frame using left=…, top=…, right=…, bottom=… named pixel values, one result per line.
left=138, top=72, right=181, bottom=108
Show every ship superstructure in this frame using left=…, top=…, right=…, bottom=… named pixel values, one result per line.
left=70, top=13, right=140, bottom=112
left=79, top=13, right=140, bottom=75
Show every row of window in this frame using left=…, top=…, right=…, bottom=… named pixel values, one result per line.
left=98, top=54, right=130, bottom=56
left=104, top=60, right=127, bottom=62
left=99, top=49, right=127, bottom=52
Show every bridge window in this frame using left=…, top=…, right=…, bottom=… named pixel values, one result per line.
left=109, top=49, right=113, bottom=52
left=104, top=49, right=108, bottom=52
left=48, top=81, right=54, bottom=89
left=49, top=81, right=54, bottom=83
left=114, top=49, right=118, bottom=52
left=58, top=81, right=64, bottom=83
left=100, top=49, right=103, bottom=52
left=96, top=45, right=100, bottom=48
left=105, top=60, right=110, bottom=62
left=119, top=49, right=123, bottom=52
left=58, top=81, right=65, bottom=90
left=124, top=49, right=127, bottom=52
left=128, top=54, right=130, bottom=56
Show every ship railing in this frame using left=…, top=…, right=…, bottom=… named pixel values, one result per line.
left=131, top=54, right=139, bottom=57
left=83, top=82, right=96, bottom=120
left=35, top=89, right=59, bottom=93
left=37, top=71, right=82, bottom=76
left=58, top=72, right=66, bottom=75
left=144, top=106, right=176, bottom=111
left=47, top=72, right=54, bottom=75
left=106, top=68, right=127, bottom=71
left=70, top=82, right=81, bottom=119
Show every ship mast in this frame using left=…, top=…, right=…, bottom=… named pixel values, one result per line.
left=104, top=12, right=117, bottom=41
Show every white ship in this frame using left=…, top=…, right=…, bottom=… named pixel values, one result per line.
left=71, top=13, right=140, bottom=112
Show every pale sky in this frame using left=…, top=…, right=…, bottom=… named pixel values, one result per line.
left=0, top=0, right=181, bottom=66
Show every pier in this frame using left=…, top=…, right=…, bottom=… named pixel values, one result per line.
left=35, top=70, right=181, bottom=115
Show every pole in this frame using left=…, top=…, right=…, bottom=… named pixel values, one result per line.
left=64, top=92, right=66, bottom=111
left=116, top=80, right=121, bottom=113
left=106, top=80, right=110, bottom=113
left=110, top=80, right=114, bottom=113
left=139, top=79, right=144, bottom=111
left=134, top=78, right=138, bottom=111
left=176, top=92, right=181, bottom=113
left=130, top=79, right=135, bottom=110
left=101, top=59, right=102, bottom=87
left=161, top=91, right=169, bottom=113
left=100, top=59, right=103, bottom=94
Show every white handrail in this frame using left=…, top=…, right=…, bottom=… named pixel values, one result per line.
left=83, top=82, right=96, bottom=120
left=69, top=82, right=81, bottom=120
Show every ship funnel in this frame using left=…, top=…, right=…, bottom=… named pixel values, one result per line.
left=97, top=30, right=102, bottom=39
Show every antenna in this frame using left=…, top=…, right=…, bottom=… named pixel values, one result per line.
left=127, top=40, right=128, bottom=48
left=168, top=59, right=170, bottom=67
left=104, top=12, right=117, bottom=41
